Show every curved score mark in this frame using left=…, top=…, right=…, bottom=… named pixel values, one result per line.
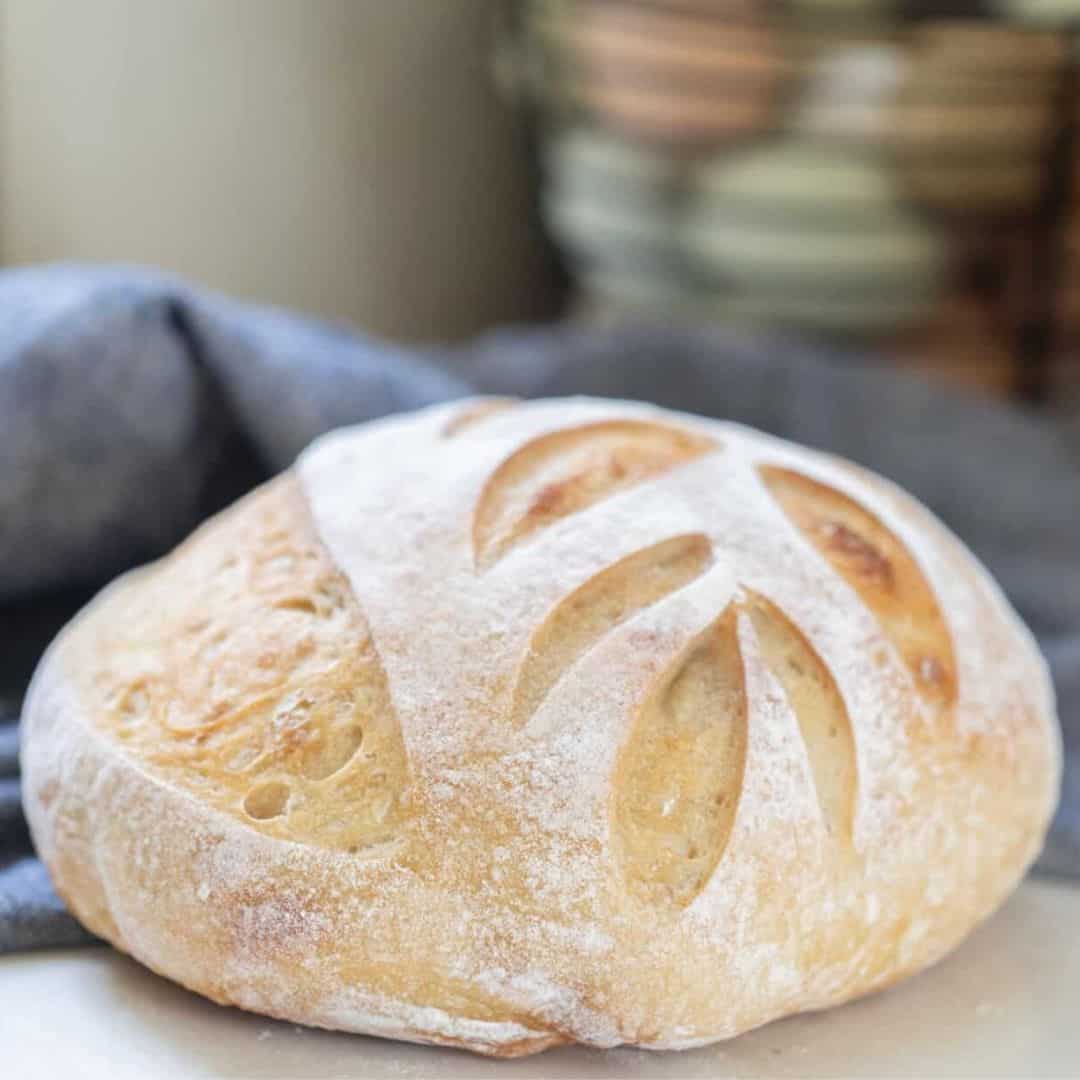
left=759, top=466, right=956, bottom=707
left=441, top=397, right=519, bottom=438
left=614, top=607, right=747, bottom=908
left=473, top=420, right=717, bottom=569
left=511, top=533, right=714, bottom=727
left=741, top=591, right=857, bottom=843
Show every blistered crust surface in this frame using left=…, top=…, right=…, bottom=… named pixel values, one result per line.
left=63, top=478, right=410, bottom=856
left=23, top=396, right=1060, bottom=1057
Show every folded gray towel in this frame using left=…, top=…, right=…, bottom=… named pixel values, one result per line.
left=1, top=266, right=1076, bottom=954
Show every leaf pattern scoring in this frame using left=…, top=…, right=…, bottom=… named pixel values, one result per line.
left=473, top=420, right=716, bottom=568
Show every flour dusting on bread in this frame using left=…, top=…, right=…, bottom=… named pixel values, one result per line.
left=20, top=396, right=1060, bottom=1057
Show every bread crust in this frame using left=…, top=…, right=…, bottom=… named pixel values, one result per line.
left=21, top=397, right=1061, bottom=1056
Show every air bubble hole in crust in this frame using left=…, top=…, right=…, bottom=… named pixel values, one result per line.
left=273, top=596, right=319, bottom=615
left=115, top=682, right=150, bottom=722
left=300, top=722, right=365, bottom=780
left=243, top=780, right=291, bottom=819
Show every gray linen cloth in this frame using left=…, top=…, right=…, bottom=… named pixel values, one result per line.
left=1, top=265, right=1077, bottom=953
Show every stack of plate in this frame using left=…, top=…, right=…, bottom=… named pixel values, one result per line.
left=683, top=139, right=947, bottom=334
left=541, top=127, right=686, bottom=297
left=791, top=39, right=906, bottom=144
left=566, top=0, right=790, bottom=148
left=884, top=24, right=1064, bottom=218
left=515, top=1, right=1075, bottom=401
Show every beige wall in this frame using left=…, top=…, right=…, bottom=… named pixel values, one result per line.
left=0, top=0, right=559, bottom=341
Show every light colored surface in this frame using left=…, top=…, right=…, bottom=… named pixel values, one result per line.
left=1, top=877, right=1078, bottom=1078
left=0, top=0, right=557, bottom=341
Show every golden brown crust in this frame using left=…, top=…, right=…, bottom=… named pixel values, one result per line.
left=21, top=397, right=1061, bottom=1057
left=64, top=476, right=411, bottom=854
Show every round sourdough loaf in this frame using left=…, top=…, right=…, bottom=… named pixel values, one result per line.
left=21, top=396, right=1060, bottom=1057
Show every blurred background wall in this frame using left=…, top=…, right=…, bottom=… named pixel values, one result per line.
left=0, top=0, right=561, bottom=342
left=0, top=0, right=1075, bottom=409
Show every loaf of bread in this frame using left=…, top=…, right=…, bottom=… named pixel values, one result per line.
left=21, top=397, right=1060, bottom=1057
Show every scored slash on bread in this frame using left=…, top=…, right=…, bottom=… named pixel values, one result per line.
left=21, top=396, right=1060, bottom=1056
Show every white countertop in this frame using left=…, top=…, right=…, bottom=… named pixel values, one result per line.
left=2, top=877, right=1078, bottom=1079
